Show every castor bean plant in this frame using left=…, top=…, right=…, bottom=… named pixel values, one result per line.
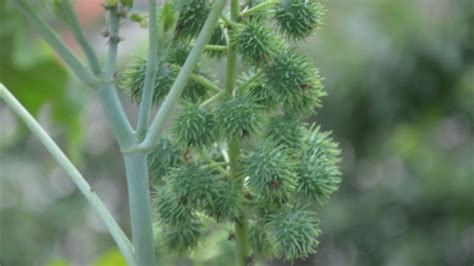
left=0, top=0, right=341, bottom=265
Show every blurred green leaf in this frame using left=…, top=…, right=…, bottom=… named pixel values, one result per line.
left=0, top=1, right=84, bottom=161
left=48, top=259, right=70, bottom=266
left=94, top=249, right=127, bottom=266
left=120, top=0, right=134, bottom=8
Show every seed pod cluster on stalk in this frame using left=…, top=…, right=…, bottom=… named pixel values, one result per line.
left=120, top=0, right=339, bottom=262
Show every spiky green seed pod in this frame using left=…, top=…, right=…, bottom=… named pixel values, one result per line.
left=120, top=57, right=175, bottom=104
left=154, top=185, right=194, bottom=225
left=161, top=217, right=204, bottom=254
left=240, top=142, right=297, bottom=204
left=234, top=22, right=279, bottom=65
left=247, top=81, right=278, bottom=109
left=297, top=125, right=341, bottom=204
left=174, top=0, right=210, bottom=40
left=164, top=41, right=192, bottom=66
left=148, top=137, right=182, bottom=183
left=264, top=114, right=305, bottom=152
left=172, top=104, right=216, bottom=148
left=268, top=207, right=320, bottom=260
left=263, top=48, right=325, bottom=114
left=249, top=221, right=275, bottom=258
left=215, top=96, right=262, bottom=138
left=165, top=163, right=218, bottom=209
left=120, top=57, right=210, bottom=105
left=273, top=0, right=325, bottom=40
left=204, top=180, right=244, bottom=222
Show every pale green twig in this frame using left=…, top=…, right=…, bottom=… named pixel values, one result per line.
left=0, top=84, right=135, bottom=266
left=139, top=0, right=228, bottom=150
left=59, top=0, right=102, bottom=76
left=190, top=73, right=223, bottom=93
left=14, top=0, right=98, bottom=88
left=240, top=0, right=278, bottom=17
left=104, top=5, right=120, bottom=81
left=205, top=44, right=228, bottom=52
left=136, top=0, right=164, bottom=140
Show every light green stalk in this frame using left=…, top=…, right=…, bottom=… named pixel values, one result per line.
left=190, top=73, right=223, bottom=93
left=123, top=153, right=156, bottom=266
left=104, top=5, right=121, bottom=81
left=59, top=0, right=102, bottom=76
left=136, top=0, right=162, bottom=140
left=0, top=84, right=135, bottom=266
left=226, top=1, right=251, bottom=265
left=240, top=0, right=278, bottom=17
left=14, top=0, right=98, bottom=88
left=139, top=0, right=228, bottom=150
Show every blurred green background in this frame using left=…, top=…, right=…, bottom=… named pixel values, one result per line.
left=0, top=0, right=473, bottom=265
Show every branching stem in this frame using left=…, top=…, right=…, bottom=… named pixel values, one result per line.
left=104, top=5, right=120, bottom=81
left=205, top=44, right=228, bottom=51
left=227, top=1, right=250, bottom=264
left=240, top=0, right=278, bottom=17
left=59, top=0, right=102, bottom=76
left=0, top=84, right=134, bottom=266
left=136, top=0, right=161, bottom=141
left=14, top=0, right=99, bottom=88
left=139, top=0, right=228, bottom=150
left=190, top=73, right=223, bottom=93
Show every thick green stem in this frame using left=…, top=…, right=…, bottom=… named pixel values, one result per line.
left=96, top=83, right=134, bottom=148
left=14, top=0, right=98, bottom=88
left=226, top=1, right=250, bottom=264
left=0, top=84, right=134, bottom=265
left=59, top=0, right=102, bottom=76
left=123, top=153, right=156, bottom=266
left=139, top=0, right=228, bottom=150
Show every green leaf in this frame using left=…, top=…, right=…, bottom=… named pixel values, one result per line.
left=94, top=249, right=127, bottom=266
left=47, top=259, right=70, bottom=266
left=120, top=0, right=134, bottom=8
left=0, top=11, right=84, bottom=162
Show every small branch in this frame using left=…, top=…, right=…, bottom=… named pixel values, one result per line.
left=104, top=5, right=121, bottom=81
left=236, top=69, right=264, bottom=92
left=0, top=84, right=135, bottom=266
left=205, top=44, right=228, bottom=52
left=225, top=0, right=240, bottom=95
left=220, top=14, right=238, bottom=28
left=59, top=0, right=102, bottom=76
left=139, top=0, right=228, bottom=150
left=190, top=73, right=223, bottom=93
left=201, top=151, right=229, bottom=175
left=96, top=6, right=134, bottom=149
left=14, top=0, right=99, bottom=88
left=199, top=91, right=224, bottom=108
left=240, top=0, right=277, bottom=17
left=136, top=0, right=163, bottom=141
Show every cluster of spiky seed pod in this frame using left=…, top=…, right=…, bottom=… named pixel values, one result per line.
left=120, top=0, right=338, bottom=262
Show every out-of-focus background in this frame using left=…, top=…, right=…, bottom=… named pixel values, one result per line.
left=0, top=0, right=473, bottom=265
